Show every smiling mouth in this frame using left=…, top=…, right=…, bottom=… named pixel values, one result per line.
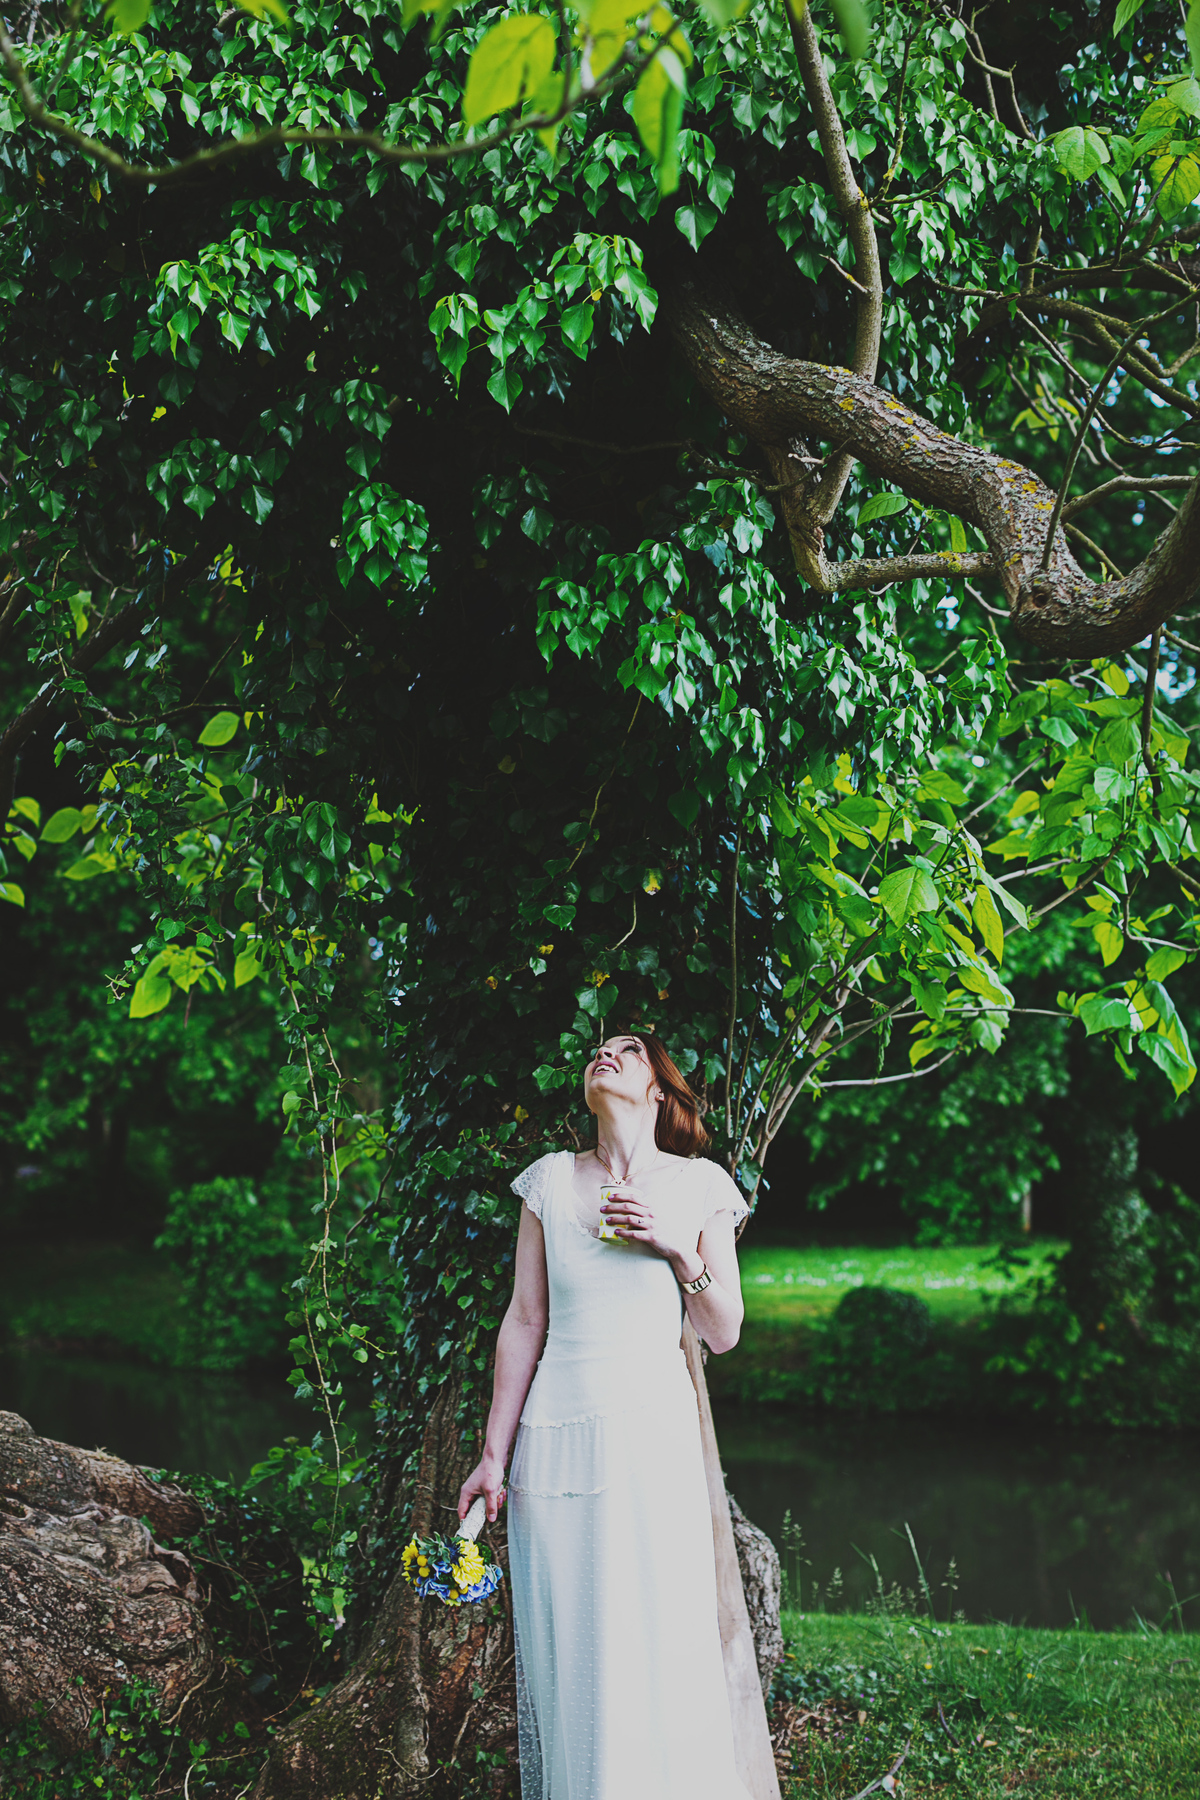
left=593, top=1059, right=620, bottom=1074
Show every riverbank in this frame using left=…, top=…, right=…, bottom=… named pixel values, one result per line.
left=777, top=1611, right=1199, bottom=1797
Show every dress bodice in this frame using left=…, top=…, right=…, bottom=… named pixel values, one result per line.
left=512, top=1151, right=746, bottom=1429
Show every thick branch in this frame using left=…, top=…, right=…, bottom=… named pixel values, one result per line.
left=785, top=4, right=882, bottom=529
left=664, top=279, right=1200, bottom=655
left=1063, top=474, right=1196, bottom=519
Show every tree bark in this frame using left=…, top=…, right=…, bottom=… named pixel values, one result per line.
left=253, top=1384, right=518, bottom=1800
left=664, top=278, right=1200, bottom=656
left=727, top=1495, right=783, bottom=1699
left=0, top=1412, right=214, bottom=1753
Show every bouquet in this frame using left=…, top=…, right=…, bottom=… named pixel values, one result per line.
left=400, top=1495, right=504, bottom=1607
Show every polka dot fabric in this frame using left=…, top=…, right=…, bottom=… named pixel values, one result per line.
left=507, top=1152, right=750, bottom=1800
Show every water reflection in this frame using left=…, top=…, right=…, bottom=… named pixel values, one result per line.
left=5, top=1351, right=1198, bottom=1632
left=0, top=1350, right=304, bottom=1482
left=716, top=1406, right=1200, bottom=1631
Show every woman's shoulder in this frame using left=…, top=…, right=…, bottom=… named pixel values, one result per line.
left=677, top=1155, right=750, bottom=1224
left=510, top=1150, right=568, bottom=1219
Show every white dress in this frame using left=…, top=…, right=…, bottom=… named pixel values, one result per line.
left=507, top=1150, right=751, bottom=1800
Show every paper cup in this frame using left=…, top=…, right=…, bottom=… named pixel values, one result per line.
left=597, top=1182, right=623, bottom=1240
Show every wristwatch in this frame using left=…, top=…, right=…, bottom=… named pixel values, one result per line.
left=680, top=1263, right=712, bottom=1295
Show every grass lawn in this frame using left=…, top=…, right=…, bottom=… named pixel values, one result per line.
left=776, top=1610, right=1199, bottom=1797
left=741, top=1242, right=1066, bottom=1327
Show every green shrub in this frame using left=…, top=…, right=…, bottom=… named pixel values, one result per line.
left=156, top=1175, right=303, bottom=1370
left=807, top=1285, right=936, bottom=1412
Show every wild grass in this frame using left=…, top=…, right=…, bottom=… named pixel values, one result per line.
left=778, top=1610, right=1199, bottom=1797
left=774, top=1526, right=1199, bottom=1799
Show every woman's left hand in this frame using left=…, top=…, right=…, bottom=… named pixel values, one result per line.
left=600, top=1189, right=697, bottom=1272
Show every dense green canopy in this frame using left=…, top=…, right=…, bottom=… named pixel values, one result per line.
left=4, top=0, right=1200, bottom=1783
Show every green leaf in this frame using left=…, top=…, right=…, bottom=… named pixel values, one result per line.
left=837, top=793, right=886, bottom=836
left=1092, top=917, right=1124, bottom=967
left=41, top=807, right=83, bottom=843
left=1139, top=1028, right=1196, bottom=1095
left=1113, top=0, right=1147, bottom=31
left=234, top=951, right=263, bottom=988
left=0, top=881, right=25, bottom=906
left=1167, top=75, right=1200, bottom=122
left=104, top=0, right=151, bottom=32
left=972, top=885, right=1004, bottom=963
left=979, top=872, right=1029, bottom=930
left=129, top=974, right=172, bottom=1018
left=632, top=49, right=685, bottom=195
left=1145, top=945, right=1188, bottom=980
left=236, top=0, right=290, bottom=20
left=11, top=796, right=39, bottom=827
left=828, top=0, right=868, bottom=58
left=948, top=514, right=968, bottom=553
left=858, top=491, right=909, bottom=525
left=198, top=711, right=240, bottom=748
left=1190, top=0, right=1200, bottom=78
left=1152, top=153, right=1200, bottom=217
left=692, top=0, right=750, bottom=23
left=1096, top=716, right=1139, bottom=767
left=1051, top=126, right=1111, bottom=182
left=463, top=14, right=557, bottom=127
left=877, top=863, right=939, bottom=927
left=958, top=964, right=1008, bottom=1006
left=1078, top=995, right=1131, bottom=1036
left=910, top=974, right=947, bottom=1021
left=917, top=770, right=967, bottom=806
left=64, top=855, right=112, bottom=880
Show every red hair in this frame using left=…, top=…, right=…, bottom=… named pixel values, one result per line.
left=641, top=1035, right=711, bottom=1157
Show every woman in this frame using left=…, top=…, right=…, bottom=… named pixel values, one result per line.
left=458, top=1032, right=750, bottom=1800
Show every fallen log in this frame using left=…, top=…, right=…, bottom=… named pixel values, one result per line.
left=0, top=1411, right=215, bottom=1752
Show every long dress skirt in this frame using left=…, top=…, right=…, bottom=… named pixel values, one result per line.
left=507, top=1151, right=749, bottom=1800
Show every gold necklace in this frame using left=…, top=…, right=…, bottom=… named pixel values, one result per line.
left=594, top=1140, right=660, bottom=1186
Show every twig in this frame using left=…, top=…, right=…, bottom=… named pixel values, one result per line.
left=1167, top=860, right=1200, bottom=901
left=817, top=1051, right=956, bottom=1087
left=1065, top=521, right=1123, bottom=578
left=1039, top=299, right=1196, bottom=572
left=565, top=694, right=643, bottom=874
left=1062, top=473, right=1196, bottom=520
left=513, top=426, right=691, bottom=456
left=724, top=827, right=741, bottom=1140
left=1165, top=625, right=1200, bottom=657
left=844, top=1737, right=912, bottom=1800
left=607, top=895, right=637, bottom=952
left=1141, top=625, right=1162, bottom=793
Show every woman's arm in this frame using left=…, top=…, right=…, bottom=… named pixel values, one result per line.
left=676, top=1211, right=743, bottom=1354
left=600, top=1189, right=744, bottom=1354
left=457, top=1203, right=549, bottom=1522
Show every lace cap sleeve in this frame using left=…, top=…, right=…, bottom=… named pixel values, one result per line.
left=702, top=1161, right=750, bottom=1231
left=511, top=1153, right=556, bottom=1221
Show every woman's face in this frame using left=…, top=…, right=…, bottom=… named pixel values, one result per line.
left=583, top=1035, right=656, bottom=1114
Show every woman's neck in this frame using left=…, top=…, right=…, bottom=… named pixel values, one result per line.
left=593, top=1108, right=659, bottom=1179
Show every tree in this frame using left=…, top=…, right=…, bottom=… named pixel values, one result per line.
left=4, top=0, right=1200, bottom=1790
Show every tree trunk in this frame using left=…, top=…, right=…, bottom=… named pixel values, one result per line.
left=256, top=1348, right=784, bottom=1799
left=0, top=1412, right=214, bottom=1753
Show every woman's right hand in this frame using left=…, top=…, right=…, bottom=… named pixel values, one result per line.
left=458, top=1449, right=507, bottom=1524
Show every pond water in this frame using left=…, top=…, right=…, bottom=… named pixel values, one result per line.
left=4, top=1349, right=1198, bottom=1633
left=715, top=1405, right=1200, bottom=1634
